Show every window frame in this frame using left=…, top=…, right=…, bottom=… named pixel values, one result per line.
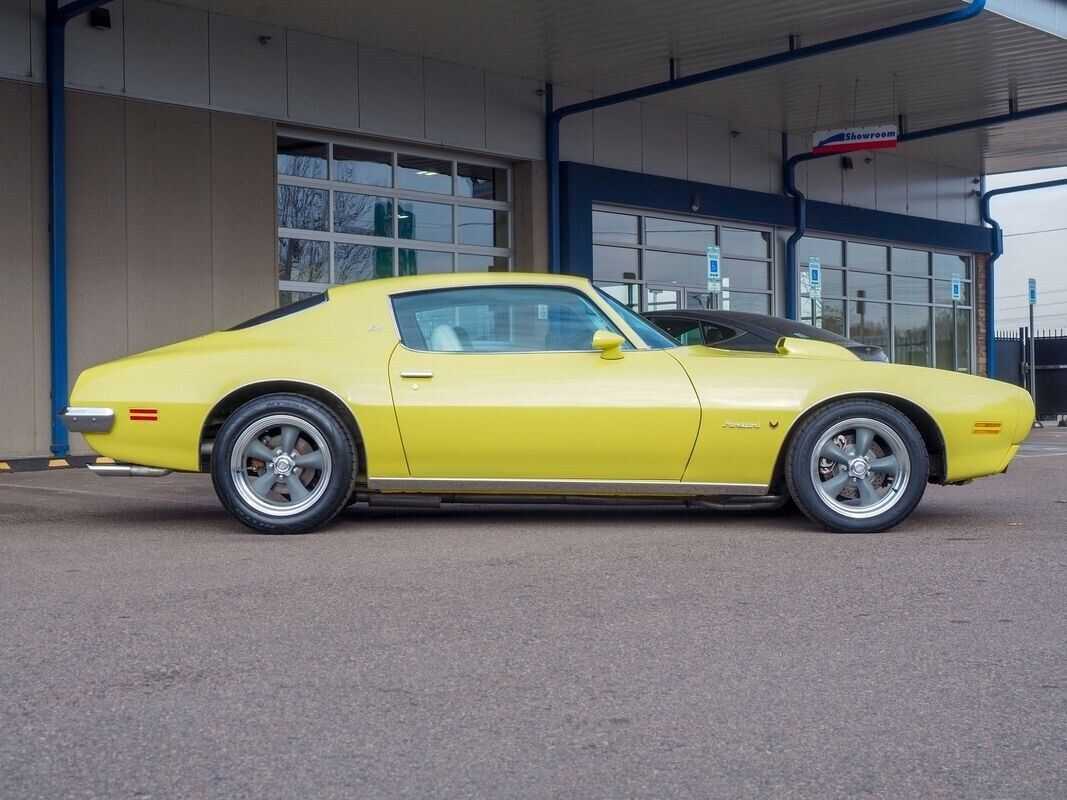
left=277, top=130, right=514, bottom=300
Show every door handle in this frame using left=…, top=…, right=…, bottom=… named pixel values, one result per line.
left=399, top=371, right=434, bottom=379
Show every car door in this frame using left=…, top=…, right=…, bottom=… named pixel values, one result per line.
left=387, top=284, right=700, bottom=481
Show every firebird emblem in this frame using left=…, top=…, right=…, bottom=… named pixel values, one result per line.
left=723, top=421, right=760, bottom=429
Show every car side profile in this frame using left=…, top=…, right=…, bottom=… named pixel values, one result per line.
left=61, top=273, right=1033, bottom=535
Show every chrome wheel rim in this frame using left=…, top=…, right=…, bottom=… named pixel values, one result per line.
left=229, top=414, right=333, bottom=518
left=809, top=416, right=911, bottom=520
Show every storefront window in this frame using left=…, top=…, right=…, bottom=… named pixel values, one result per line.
left=277, top=134, right=512, bottom=303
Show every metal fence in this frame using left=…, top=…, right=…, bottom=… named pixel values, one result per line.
left=995, top=329, right=1067, bottom=422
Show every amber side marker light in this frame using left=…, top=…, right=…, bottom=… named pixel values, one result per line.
left=972, top=421, right=1002, bottom=436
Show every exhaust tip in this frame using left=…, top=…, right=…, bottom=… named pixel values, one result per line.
left=87, top=464, right=172, bottom=478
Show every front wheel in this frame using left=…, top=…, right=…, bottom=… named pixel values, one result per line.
left=785, top=400, right=928, bottom=533
left=211, top=394, right=356, bottom=534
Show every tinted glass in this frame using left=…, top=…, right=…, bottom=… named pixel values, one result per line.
left=397, top=155, right=452, bottom=194
left=334, top=243, right=393, bottom=282
left=849, top=300, right=889, bottom=350
left=721, top=228, right=769, bottom=258
left=456, top=254, right=510, bottom=272
left=722, top=291, right=770, bottom=314
left=399, top=249, right=452, bottom=276
left=593, top=245, right=639, bottom=282
left=277, top=137, right=327, bottom=179
left=935, top=279, right=971, bottom=305
left=596, top=289, right=678, bottom=348
left=457, top=206, right=507, bottom=247
left=456, top=163, right=507, bottom=200
left=393, top=286, right=626, bottom=353
left=893, top=275, right=931, bottom=304
left=933, top=252, right=971, bottom=280
left=894, top=304, right=932, bottom=366
left=279, top=290, right=318, bottom=307
left=798, top=237, right=843, bottom=266
left=847, top=242, right=888, bottom=271
left=397, top=200, right=453, bottom=243
left=278, top=238, right=328, bottom=282
left=892, top=247, right=929, bottom=276
left=935, top=307, right=970, bottom=371
left=277, top=186, right=328, bottom=231
left=648, top=317, right=706, bottom=346
left=644, top=250, right=704, bottom=285
left=593, top=211, right=640, bottom=245
left=333, top=145, right=392, bottom=187
left=334, top=193, right=392, bottom=236
left=808, top=298, right=846, bottom=337
left=849, top=271, right=889, bottom=300
left=645, top=217, right=715, bottom=251
left=722, top=258, right=770, bottom=291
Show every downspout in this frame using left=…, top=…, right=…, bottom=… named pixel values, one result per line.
left=45, top=0, right=109, bottom=456
left=981, top=177, right=1067, bottom=378
left=545, top=0, right=987, bottom=272
left=783, top=99, right=1067, bottom=320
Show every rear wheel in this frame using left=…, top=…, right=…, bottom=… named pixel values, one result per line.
left=785, top=399, right=928, bottom=533
left=211, top=394, right=356, bottom=533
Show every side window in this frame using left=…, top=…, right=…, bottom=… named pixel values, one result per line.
left=392, top=286, right=628, bottom=353
left=702, top=323, right=738, bottom=345
left=650, top=317, right=703, bottom=346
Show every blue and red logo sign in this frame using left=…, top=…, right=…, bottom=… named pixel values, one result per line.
left=812, top=125, right=898, bottom=155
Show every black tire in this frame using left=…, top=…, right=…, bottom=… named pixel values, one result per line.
left=211, top=393, right=357, bottom=534
left=785, top=399, right=928, bottom=533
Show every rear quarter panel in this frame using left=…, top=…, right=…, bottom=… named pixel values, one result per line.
left=73, top=288, right=406, bottom=474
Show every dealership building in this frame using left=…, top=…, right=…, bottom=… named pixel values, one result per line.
left=2, top=0, right=1067, bottom=459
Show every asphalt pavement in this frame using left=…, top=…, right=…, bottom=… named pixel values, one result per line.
left=2, top=428, right=1065, bottom=799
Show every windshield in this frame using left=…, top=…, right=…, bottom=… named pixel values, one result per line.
left=595, top=288, right=679, bottom=349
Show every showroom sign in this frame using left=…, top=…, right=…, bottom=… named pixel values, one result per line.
left=812, top=124, right=898, bottom=155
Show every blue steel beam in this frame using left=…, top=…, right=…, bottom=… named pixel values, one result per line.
left=981, top=177, right=1067, bottom=378
left=46, top=0, right=108, bottom=456
left=545, top=0, right=988, bottom=272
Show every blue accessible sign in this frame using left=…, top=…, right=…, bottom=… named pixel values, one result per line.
left=1029, top=278, right=1037, bottom=305
left=707, top=245, right=722, bottom=294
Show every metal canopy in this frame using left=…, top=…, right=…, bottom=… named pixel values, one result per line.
left=169, top=1, right=1067, bottom=172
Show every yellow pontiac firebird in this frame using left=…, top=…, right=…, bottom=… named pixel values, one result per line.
left=62, top=273, right=1033, bottom=534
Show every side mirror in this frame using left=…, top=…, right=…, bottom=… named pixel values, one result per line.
left=592, top=330, right=625, bottom=360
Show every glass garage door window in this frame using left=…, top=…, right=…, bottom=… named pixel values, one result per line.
left=276, top=133, right=513, bottom=306
left=592, top=208, right=774, bottom=314
left=798, top=236, right=974, bottom=372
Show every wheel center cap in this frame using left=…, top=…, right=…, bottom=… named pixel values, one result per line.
left=848, top=459, right=869, bottom=478
left=274, top=454, right=294, bottom=476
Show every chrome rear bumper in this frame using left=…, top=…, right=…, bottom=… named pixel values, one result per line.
left=59, top=407, right=115, bottom=433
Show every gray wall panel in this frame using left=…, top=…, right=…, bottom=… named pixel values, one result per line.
left=210, top=113, right=277, bottom=329
left=66, top=0, right=124, bottom=91
left=124, top=0, right=209, bottom=105
left=728, top=121, right=772, bottom=193
left=0, top=81, right=37, bottom=456
left=842, top=153, right=876, bottom=209
left=286, top=30, right=358, bottom=131
left=937, top=164, right=968, bottom=224
left=0, top=0, right=30, bottom=79
left=687, top=113, right=730, bottom=186
left=125, top=102, right=213, bottom=354
left=485, top=71, right=543, bottom=159
left=209, top=13, right=287, bottom=118
left=593, top=100, right=642, bottom=172
left=907, top=159, right=939, bottom=219
left=555, top=85, right=593, bottom=163
left=806, top=152, right=842, bottom=204
left=66, top=91, right=128, bottom=386
left=641, top=104, right=687, bottom=179
left=30, top=85, right=52, bottom=455
left=425, top=59, right=486, bottom=149
left=358, top=45, right=424, bottom=139
left=876, top=153, right=908, bottom=214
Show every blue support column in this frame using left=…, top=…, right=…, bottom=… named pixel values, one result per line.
left=45, top=0, right=109, bottom=456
